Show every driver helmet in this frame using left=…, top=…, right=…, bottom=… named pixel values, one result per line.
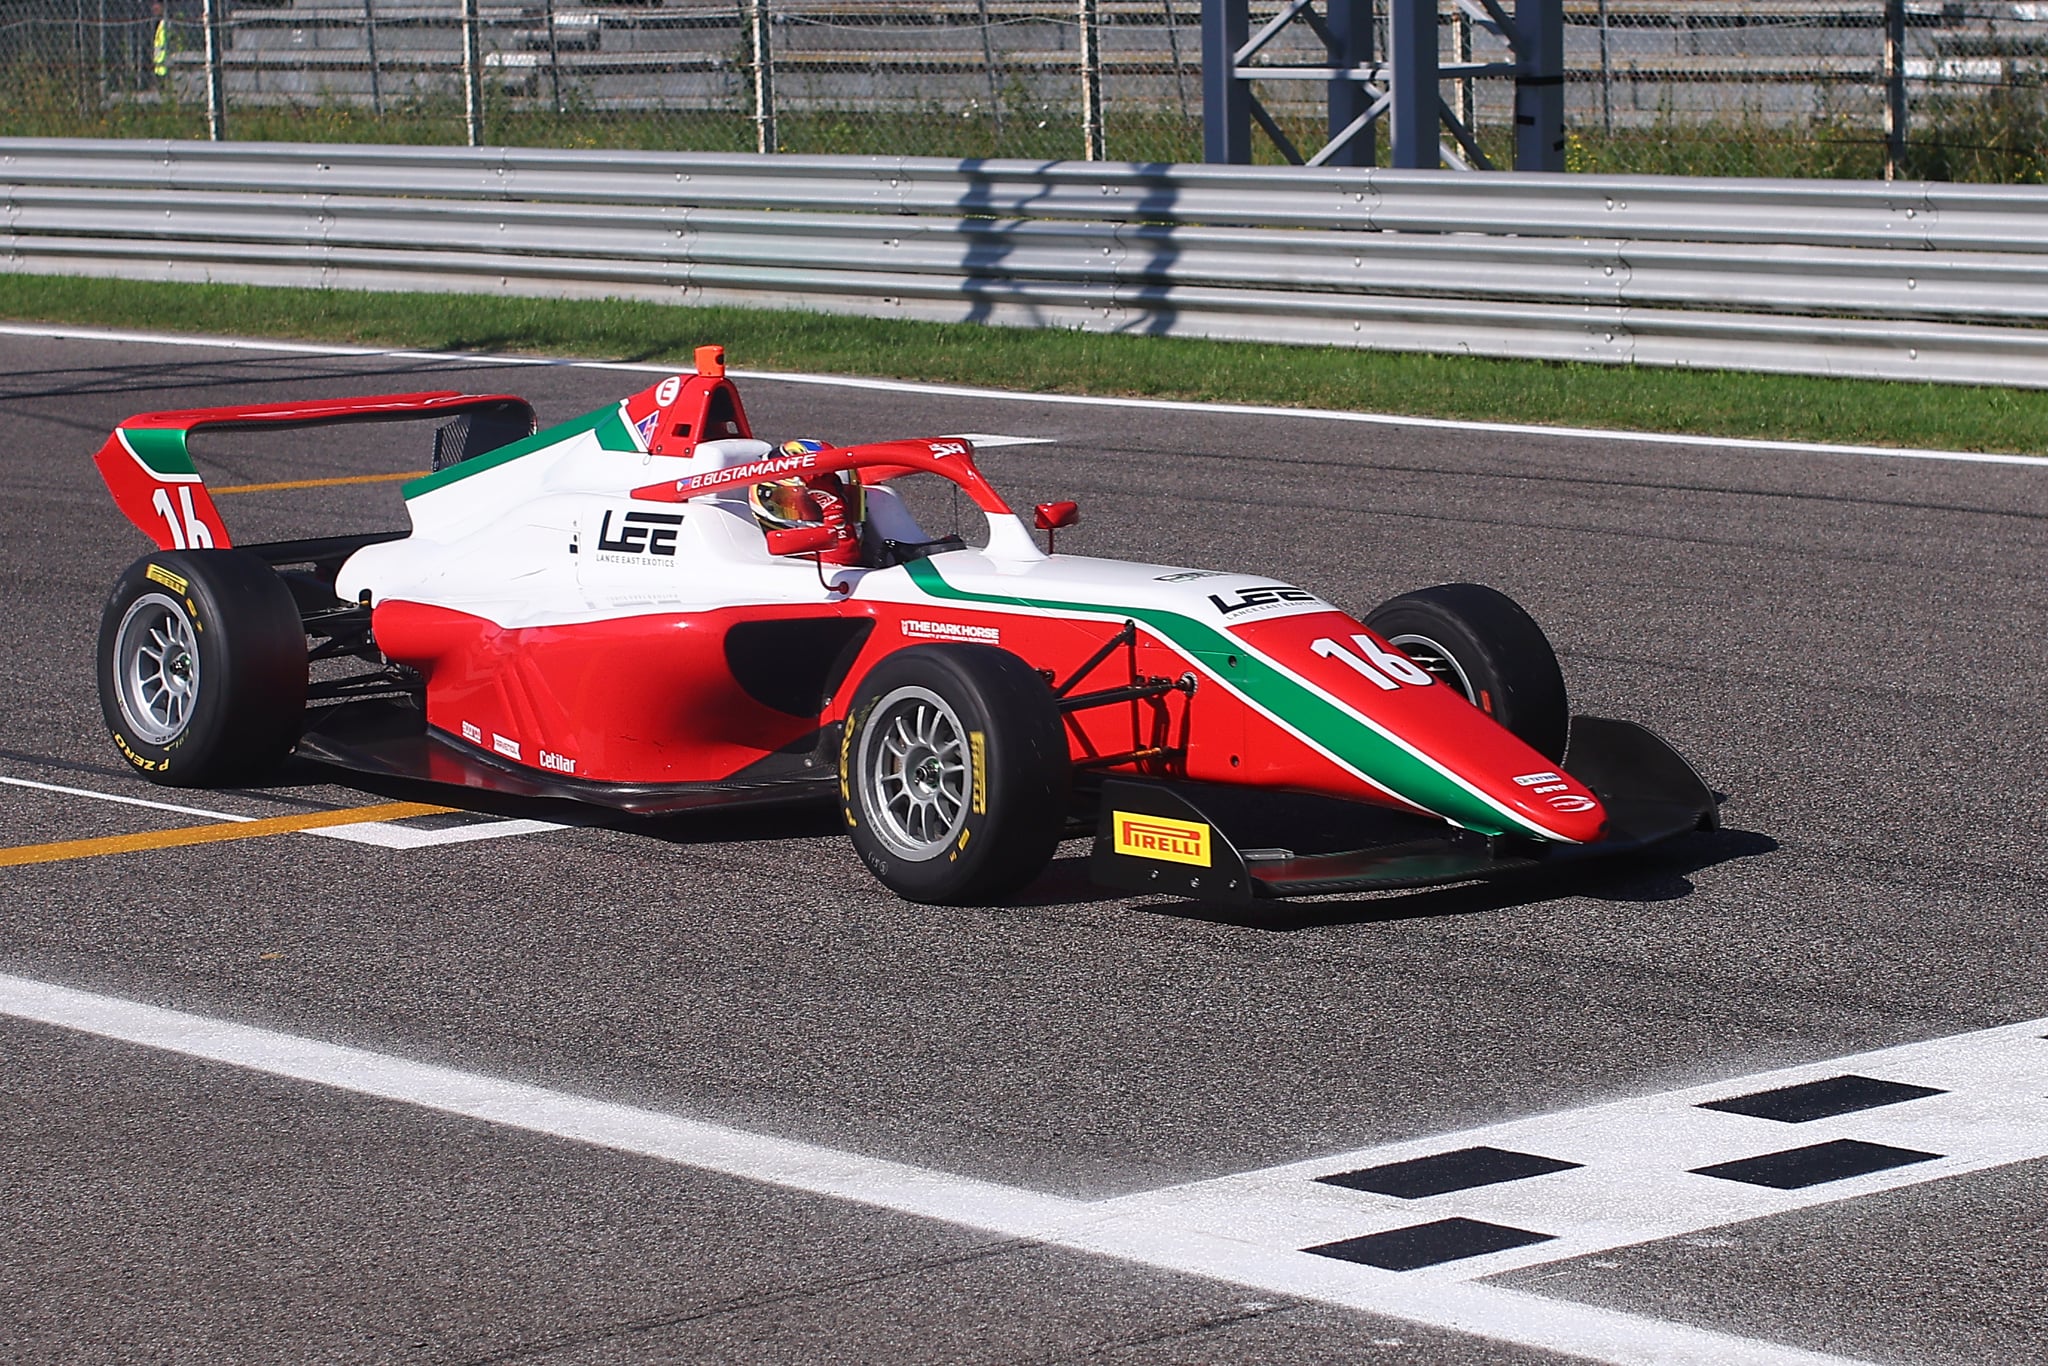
left=749, top=438, right=864, bottom=530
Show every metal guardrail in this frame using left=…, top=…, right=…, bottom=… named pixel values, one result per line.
left=4, top=138, right=2048, bottom=387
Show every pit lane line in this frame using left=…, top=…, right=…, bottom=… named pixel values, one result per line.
left=9, top=971, right=1990, bottom=1366
left=0, top=773, right=563, bottom=852
left=4, top=321, right=2042, bottom=470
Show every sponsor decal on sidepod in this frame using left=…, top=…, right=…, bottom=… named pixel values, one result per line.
left=901, top=619, right=1000, bottom=644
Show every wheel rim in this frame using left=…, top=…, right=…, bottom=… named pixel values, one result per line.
left=114, top=592, right=201, bottom=744
left=859, top=685, right=971, bottom=860
left=1387, top=632, right=1479, bottom=706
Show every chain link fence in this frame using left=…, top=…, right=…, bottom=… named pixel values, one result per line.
left=2, top=0, right=2045, bottom=179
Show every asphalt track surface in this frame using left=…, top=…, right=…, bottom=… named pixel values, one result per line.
left=3, top=329, right=2046, bottom=1365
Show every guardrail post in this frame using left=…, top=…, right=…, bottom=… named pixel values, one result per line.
left=1513, top=0, right=1564, bottom=171
left=200, top=0, right=226, bottom=140
left=461, top=0, right=483, bottom=147
left=1079, top=0, right=1105, bottom=160
left=1388, top=0, right=1438, bottom=168
left=1884, top=0, right=1907, bottom=180
left=1326, top=0, right=1374, bottom=167
left=747, top=0, right=776, bottom=155
left=1200, top=0, right=1249, bottom=163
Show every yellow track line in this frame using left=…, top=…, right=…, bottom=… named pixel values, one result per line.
left=211, top=471, right=429, bottom=495
left=0, top=801, right=452, bottom=868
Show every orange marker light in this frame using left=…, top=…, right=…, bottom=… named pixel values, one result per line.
left=694, top=344, right=726, bottom=378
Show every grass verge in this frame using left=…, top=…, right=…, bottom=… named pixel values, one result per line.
left=3, top=272, right=2044, bottom=454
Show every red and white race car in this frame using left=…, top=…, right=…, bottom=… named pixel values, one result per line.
left=92, top=346, right=1715, bottom=905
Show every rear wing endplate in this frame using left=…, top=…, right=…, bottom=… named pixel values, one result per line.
left=94, top=391, right=537, bottom=551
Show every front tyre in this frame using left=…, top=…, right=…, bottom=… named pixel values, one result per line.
left=1366, top=582, right=1570, bottom=762
left=841, top=644, right=1068, bottom=905
left=97, top=549, right=308, bottom=786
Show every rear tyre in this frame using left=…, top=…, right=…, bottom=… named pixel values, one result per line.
left=841, top=644, right=1068, bottom=904
left=1365, top=582, right=1570, bottom=762
left=97, top=549, right=308, bottom=786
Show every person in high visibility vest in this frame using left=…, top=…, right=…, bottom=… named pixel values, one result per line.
left=151, top=3, right=168, bottom=82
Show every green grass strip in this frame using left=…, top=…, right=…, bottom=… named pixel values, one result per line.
left=4, top=273, right=2045, bottom=454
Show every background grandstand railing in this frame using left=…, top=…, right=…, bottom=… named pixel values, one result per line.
left=1, top=1, right=2046, bottom=179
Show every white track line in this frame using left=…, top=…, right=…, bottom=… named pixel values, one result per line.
left=0, top=772, right=557, bottom=848
left=0, top=970, right=1894, bottom=1366
left=6, top=321, right=2042, bottom=468
left=1101, top=1016, right=2048, bottom=1284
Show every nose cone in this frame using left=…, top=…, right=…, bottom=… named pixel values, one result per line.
left=1494, top=767, right=1608, bottom=844
left=1224, top=609, right=1612, bottom=843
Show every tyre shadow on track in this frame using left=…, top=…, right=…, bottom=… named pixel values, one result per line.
left=1084, top=826, right=1779, bottom=931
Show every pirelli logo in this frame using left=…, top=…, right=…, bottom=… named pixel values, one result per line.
left=1111, top=811, right=1211, bottom=867
left=144, top=563, right=189, bottom=594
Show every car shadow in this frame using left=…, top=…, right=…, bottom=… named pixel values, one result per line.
left=233, top=759, right=1771, bottom=920
left=262, top=756, right=843, bottom=846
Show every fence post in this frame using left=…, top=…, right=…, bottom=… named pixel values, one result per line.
left=1452, top=5, right=1473, bottom=140
left=1200, top=0, right=1249, bottom=162
left=1079, top=0, right=1105, bottom=160
left=747, top=0, right=776, bottom=155
left=974, top=0, right=1005, bottom=146
left=364, top=0, right=384, bottom=117
left=1326, top=0, right=1374, bottom=167
left=1162, top=0, right=1191, bottom=134
left=200, top=0, right=226, bottom=140
left=1884, top=0, right=1906, bottom=180
left=1512, top=0, right=1564, bottom=171
left=1388, top=0, right=1437, bottom=168
left=1597, top=0, right=1611, bottom=137
left=461, top=0, right=483, bottom=147
left=545, top=0, right=563, bottom=115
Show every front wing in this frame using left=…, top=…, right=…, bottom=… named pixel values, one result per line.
left=1089, top=717, right=1719, bottom=903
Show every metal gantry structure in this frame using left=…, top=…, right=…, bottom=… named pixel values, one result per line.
left=1201, top=0, right=1563, bottom=171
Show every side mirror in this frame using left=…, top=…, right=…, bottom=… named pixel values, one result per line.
left=766, top=524, right=837, bottom=557
left=1034, top=501, right=1080, bottom=530
left=1033, top=500, right=1079, bottom=555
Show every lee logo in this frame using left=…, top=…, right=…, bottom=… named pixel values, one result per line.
left=597, top=509, right=684, bottom=557
left=1310, top=634, right=1434, bottom=691
left=1111, top=811, right=1211, bottom=867
left=1209, top=585, right=1316, bottom=615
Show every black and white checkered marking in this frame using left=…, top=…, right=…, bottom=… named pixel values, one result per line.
left=1692, top=1138, right=1943, bottom=1190
left=1698, top=1074, right=1946, bottom=1124
left=1306, top=1217, right=1555, bottom=1271
left=1091, top=1020, right=2048, bottom=1281
left=1317, top=1145, right=1582, bottom=1200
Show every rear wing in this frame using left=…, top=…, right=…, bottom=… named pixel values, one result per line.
left=94, top=391, right=537, bottom=551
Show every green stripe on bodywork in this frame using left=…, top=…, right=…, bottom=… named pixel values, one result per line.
left=401, top=404, right=640, bottom=499
left=120, top=427, right=199, bottom=478
left=903, top=558, right=1541, bottom=839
